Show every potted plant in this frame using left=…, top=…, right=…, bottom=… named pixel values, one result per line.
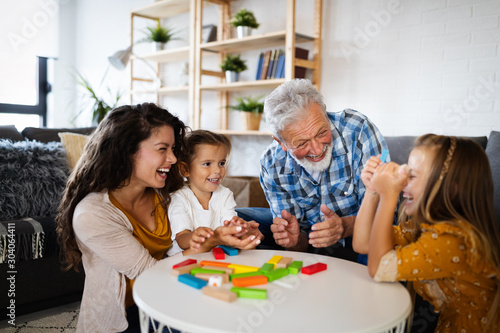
left=230, top=9, right=260, bottom=38
left=74, top=73, right=122, bottom=124
left=143, top=22, right=177, bottom=51
left=228, top=96, right=264, bottom=130
left=220, top=54, right=247, bottom=83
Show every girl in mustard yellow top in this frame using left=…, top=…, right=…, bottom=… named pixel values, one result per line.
left=353, top=134, right=500, bottom=332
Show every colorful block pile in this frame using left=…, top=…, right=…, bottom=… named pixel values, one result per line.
left=172, top=247, right=327, bottom=303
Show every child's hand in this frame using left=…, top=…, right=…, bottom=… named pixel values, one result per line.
left=224, top=216, right=248, bottom=237
left=372, top=162, right=409, bottom=198
left=189, top=227, right=214, bottom=252
left=361, top=155, right=383, bottom=193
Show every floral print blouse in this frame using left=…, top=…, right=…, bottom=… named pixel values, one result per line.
left=374, top=221, right=498, bottom=332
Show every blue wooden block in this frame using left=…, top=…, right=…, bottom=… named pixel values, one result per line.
left=219, top=245, right=239, bottom=256
left=380, top=149, right=389, bottom=163
left=178, top=273, right=207, bottom=289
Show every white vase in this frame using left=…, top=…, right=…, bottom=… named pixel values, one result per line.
left=236, top=26, right=252, bottom=38
left=225, top=71, right=239, bottom=83
left=153, top=42, right=165, bottom=52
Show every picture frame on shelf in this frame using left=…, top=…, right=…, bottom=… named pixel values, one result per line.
left=202, top=24, right=217, bottom=43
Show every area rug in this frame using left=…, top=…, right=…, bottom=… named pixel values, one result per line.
left=0, top=310, right=78, bottom=333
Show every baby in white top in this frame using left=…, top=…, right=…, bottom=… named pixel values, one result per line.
left=168, top=130, right=263, bottom=255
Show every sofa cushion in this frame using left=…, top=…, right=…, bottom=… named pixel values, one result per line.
left=486, top=131, right=500, bottom=224
left=0, top=125, right=24, bottom=142
left=0, top=140, right=70, bottom=220
left=22, top=127, right=95, bottom=143
left=58, top=132, right=89, bottom=169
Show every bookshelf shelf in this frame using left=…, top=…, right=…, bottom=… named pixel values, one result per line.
left=201, top=31, right=314, bottom=53
left=135, top=47, right=190, bottom=63
left=214, top=129, right=273, bottom=136
left=201, top=79, right=286, bottom=92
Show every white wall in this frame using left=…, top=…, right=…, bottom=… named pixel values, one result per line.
left=44, top=0, right=500, bottom=175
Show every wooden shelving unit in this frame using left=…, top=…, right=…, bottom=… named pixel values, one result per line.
left=129, top=0, right=322, bottom=136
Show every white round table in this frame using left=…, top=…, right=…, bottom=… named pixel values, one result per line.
left=133, top=249, right=412, bottom=333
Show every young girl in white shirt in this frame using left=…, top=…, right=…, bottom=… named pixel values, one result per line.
left=168, top=130, right=263, bottom=254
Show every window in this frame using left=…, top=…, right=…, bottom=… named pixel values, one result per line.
left=0, top=56, right=50, bottom=129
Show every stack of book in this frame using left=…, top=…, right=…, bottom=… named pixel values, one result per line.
left=255, top=47, right=309, bottom=80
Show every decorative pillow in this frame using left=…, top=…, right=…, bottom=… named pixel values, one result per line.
left=58, top=132, right=89, bottom=169
left=0, top=140, right=70, bottom=220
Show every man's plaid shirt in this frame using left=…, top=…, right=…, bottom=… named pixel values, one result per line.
left=260, top=109, right=388, bottom=234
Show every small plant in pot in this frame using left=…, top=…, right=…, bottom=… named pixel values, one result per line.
left=143, top=22, right=177, bottom=51
left=231, top=9, right=260, bottom=38
left=228, top=96, right=264, bottom=131
left=220, top=54, right=247, bottom=83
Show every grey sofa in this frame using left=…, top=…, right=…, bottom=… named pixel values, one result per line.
left=0, top=126, right=94, bottom=318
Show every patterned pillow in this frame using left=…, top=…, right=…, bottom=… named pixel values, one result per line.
left=0, top=140, right=70, bottom=220
left=58, top=132, right=89, bottom=169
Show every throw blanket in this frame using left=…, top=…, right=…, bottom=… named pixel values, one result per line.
left=0, top=216, right=58, bottom=263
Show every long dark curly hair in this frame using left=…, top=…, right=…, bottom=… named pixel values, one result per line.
left=56, top=103, right=187, bottom=271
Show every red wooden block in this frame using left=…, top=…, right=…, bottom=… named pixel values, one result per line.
left=172, top=259, right=197, bottom=269
left=301, top=262, right=327, bottom=275
left=212, top=247, right=225, bottom=260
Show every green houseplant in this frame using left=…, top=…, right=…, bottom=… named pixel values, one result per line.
left=220, top=54, right=247, bottom=83
left=143, top=22, right=177, bottom=51
left=228, top=96, right=264, bottom=130
left=231, top=9, right=260, bottom=38
left=75, top=73, right=122, bottom=124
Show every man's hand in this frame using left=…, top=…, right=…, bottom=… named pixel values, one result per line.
left=308, top=205, right=344, bottom=248
left=271, top=210, right=304, bottom=250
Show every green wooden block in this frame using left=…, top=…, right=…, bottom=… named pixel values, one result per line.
left=287, top=261, right=303, bottom=275
left=230, top=271, right=262, bottom=280
left=231, top=287, right=267, bottom=299
left=190, top=268, right=225, bottom=275
left=259, top=263, right=274, bottom=273
left=264, top=267, right=289, bottom=282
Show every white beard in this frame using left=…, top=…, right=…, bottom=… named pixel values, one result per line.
left=291, top=143, right=333, bottom=173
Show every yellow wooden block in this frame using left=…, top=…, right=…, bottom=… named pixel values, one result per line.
left=267, top=255, right=283, bottom=269
left=228, top=264, right=259, bottom=274
left=276, top=256, right=293, bottom=269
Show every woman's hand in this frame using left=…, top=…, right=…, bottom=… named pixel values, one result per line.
left=214, top=225, right=261, bottom=250
left=224, top=216, right=248, bottom=237
left=372, top=162, right=409, bottom=199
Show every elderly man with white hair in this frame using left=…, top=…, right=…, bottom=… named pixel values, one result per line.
left=237, top=79, right=388, bottom=261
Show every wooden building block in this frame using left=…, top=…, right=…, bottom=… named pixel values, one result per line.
left=264, top=267, right=289, bottom=282
left=287, top=261, right=303, bottom=275
left=301, top=262, right=327, bottom=275
left=200, top=260, right=232, bottom=267
left=202, top=265, right=234, bottom=274
left=172, top=258, right=197, bottom=269
left=212, top=247, right=225, bottom=260
left=267, top=255, right=283, bottom=269
left=172, top=263, right=201, bottom=276
left=178, top=274, right=207, bottom=289
left=259, top=263, right=274, bottom=273
left=202, top=286, right=237, bottom=302
left=219, top=245, right=239, bottom=256
left=190, top=267, right=226, bottom=275
left=276, top=256, right=293, bottom=269
left=228, top=264, right=260, bottom=274
left=232, top=275, right=268, bottom=287
left=231, top=287, right=267, bottom=299
left=195, top=273, right=230, bottom=284
left=230, top=271, right=262, bottom=280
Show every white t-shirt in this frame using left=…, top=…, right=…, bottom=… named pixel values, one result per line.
left=167, top=184, right=237, bottom=255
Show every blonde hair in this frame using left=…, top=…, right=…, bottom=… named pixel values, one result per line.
left=399, top=134, right=500, bottom=328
